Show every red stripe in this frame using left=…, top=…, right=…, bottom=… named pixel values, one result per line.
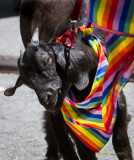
left=103, top=101, right=114, bottom=131
left=104, top=47, right=134, bottom=82
left=75, top=121, right=105, bottom=131
left=94, top=106, right=102, bottom=111
left=99, top=54, right=106, bottom=62
left=104, top=54, right=134, bottom=131
left=93, top=22, right=134, bottom=37
left=107, top=0, right=119, bottom=29
left=85, top=86, right=102, bottom=100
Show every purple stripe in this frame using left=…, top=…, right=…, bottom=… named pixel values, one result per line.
left=96, top=129, right=111, bottom=138
left=89, top=109, right=102, bottom=115
left=97, top=59, right=108, bottom=70
left=103, top=71, right=116, bottom=91
left=86, top=0, right=91, bottom=20
left=106, top=33, right=114, bottom=43
left=112, top=0, right=125, bottom=31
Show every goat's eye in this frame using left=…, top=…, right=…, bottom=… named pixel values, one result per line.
left=42, top=57, right=52, bottom=66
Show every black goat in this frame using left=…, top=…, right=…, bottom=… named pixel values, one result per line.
left=4, top=0, right=133, bottom=159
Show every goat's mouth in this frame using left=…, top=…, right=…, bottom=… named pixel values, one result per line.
left=39, top=89, right=63, bottom=112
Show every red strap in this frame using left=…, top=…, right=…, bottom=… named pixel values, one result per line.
left=59, top=0, right=83, bottom=47
left=71, top=0, right=83, bottom=21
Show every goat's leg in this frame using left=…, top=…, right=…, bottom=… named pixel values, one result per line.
left=44, top=112, right=59, bottom=160
left=45, top=132, right=59, bottom=160
left=44, top=111, right=79, bottom=160
left=112, top=91, right=133, bottom=160
left=69, top=128, right=98, bottom=160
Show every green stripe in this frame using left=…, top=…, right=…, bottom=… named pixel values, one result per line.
left=102, top=92, right=110, bottom=108
left=94, top=73, right=105, bottom=83
left=108, top=36, right=126, bottom=57
left=75, top=101, right=102, bottom=109
left=124, top=0, right=134, bottom=34
left=87, top=101, right=102, bottom=108
left=65, top=113, right=70, bottom=121
left=70, top=105, right=103, bottom=123
left=93, top=0, right=101, bottom=24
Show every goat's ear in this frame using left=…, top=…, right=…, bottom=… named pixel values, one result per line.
left=68, top=59, right=89, bottom=91
left=4, top=76, right=23, bottom=96
left=73, top=72, right=89, bottom=91
left=68, top=47, right=90, bottom=91
left=48, top=43, right=67, bottom=69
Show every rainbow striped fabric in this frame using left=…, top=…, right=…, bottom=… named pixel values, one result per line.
left=57, top=0, right=134, bottom=152
left=60, top=24, right=134, bottom=152
left=86, top=0, right=134, bottom=37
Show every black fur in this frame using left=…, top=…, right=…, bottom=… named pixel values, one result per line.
left=4, top=0, right=133, bottom=159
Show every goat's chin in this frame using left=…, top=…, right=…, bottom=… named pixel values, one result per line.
left=43, top=100, right=63, bottom=113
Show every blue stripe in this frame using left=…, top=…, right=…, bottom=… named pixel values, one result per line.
left=118, top=0, right=131, bottom=32
left=107, top=35, right=119, bottom=48
left=122, top=77, right=129, bottom=83
left=79, top=108, right=102, bottom=119
left=89, top=0, right=96, bottom=22
left=68, top=116, right=74, bottom=123
left=96, top=65, right=107, bottom=77
left=68, top=90, right=73, bottom=100
left=103, top=69, right=120, bottom=99
left=77, top=96, right=102, bottom=107
left=103, top=82, right=113, bottom=99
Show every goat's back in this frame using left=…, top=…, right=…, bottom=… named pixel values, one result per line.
left=20, top=0, right=87, bottom=47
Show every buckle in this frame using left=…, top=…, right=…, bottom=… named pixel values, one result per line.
left=70, top=20, right=78, bottom=32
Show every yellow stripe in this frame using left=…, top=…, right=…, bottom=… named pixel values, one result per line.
left=129, top=13, right=134, bottom=35
left=63, top=101, right=79, bottom=119
left=97, top=0, right=107, bottom=26
left=92, top=40, right=100, bottom=54
left=108, top=37, right=134, bottom=61
left=102, top=88, right=113, bottom=116
left=115, top=84, right=121, bottom=92
left=69, top=122, right=104, bottom=148
left=111, top=117, right=116, bottom=124
left=91, top=78, right=103, bottom=91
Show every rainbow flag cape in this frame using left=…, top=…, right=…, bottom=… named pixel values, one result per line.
left=60, top=25, right=134, bottom=152
left=58, top=0, right=134, bottom=152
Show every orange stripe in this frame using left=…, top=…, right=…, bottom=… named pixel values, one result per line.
left=106, top=41, right=134, bottom=73
left=61, top=104, right=73, bottom=119
left=103, top=94, right=114, bottom=126
left=102, top=0, right=113, bottom=28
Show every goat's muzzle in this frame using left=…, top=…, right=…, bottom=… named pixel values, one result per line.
left=38, top=89, right=61, bottom=111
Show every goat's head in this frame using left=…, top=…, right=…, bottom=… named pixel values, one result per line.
left=4, top=28, right=95, bottom=111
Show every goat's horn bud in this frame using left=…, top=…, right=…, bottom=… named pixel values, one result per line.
left=31, top=28, right=39, bottom=42
left=20, top=50, right=23, bottom=57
